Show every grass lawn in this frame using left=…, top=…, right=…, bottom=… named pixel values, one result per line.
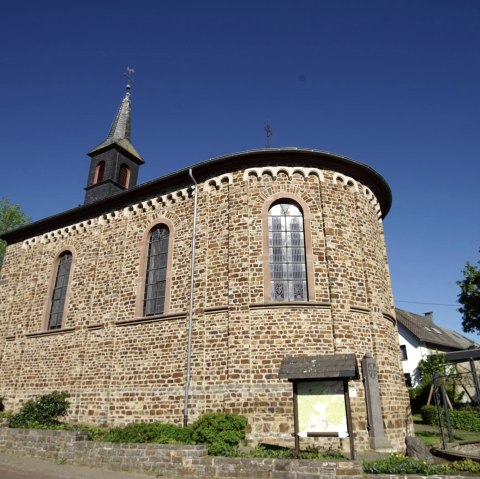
left=414, top=426, right=480, bottom=447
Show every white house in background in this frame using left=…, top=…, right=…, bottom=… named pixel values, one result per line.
left=396, top=308, right=476, bottom=387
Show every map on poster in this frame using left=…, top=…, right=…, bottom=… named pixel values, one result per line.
left=297, top=381, right=347, bottom=435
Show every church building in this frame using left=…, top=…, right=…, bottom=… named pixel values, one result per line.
left=0, top=76, right=410, bottom=453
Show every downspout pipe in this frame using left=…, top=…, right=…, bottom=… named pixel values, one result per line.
left=183, top=168, right=198, bottom=427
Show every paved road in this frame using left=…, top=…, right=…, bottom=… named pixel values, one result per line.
left=0, top=452, right=157, bottom=479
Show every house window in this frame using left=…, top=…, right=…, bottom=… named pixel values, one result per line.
left=400, top=345, right=408, bottom=361
left=143, top=224, right=169, bottom=316
left=268, top=202, right=307, bottom=301
left=404, top=373, right=412, bottom=387
left=118, top=164, right=130, bottom=188
left=47, top=251, right=73, bottom=330
left=93, top=161, right=105, bottom=184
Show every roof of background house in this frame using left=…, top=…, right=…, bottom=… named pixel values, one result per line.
left=396, top=307, right=476, bottom=351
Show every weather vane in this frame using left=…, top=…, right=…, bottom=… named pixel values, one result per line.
left=125, top=66, right=135, bottom=89
left=264, top=123, right=273, bottom=148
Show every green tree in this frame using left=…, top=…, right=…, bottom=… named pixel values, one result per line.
left=457, top=252, right=480, bottom=334
left=0, top=198, right=31, bottom=269
left=410, top=352, right=461, bottom=411
left=417, top=352, right=448, bottom=385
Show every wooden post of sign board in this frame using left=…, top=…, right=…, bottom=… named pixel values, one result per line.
left=292, top=380, right=300, bottom=458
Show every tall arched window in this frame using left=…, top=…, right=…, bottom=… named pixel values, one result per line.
left=118, top=164, right=130, bottom=188
left=93, top=161, right=105, bottom=184
left=47, top=251, right=73, bottom=330
left=143, top=224, right=170, bottom=316
left=268, top=202, right=307, bottom=301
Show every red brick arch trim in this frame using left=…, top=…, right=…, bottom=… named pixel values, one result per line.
left=135, top=218, right=175, bottom=318
left=260, top=193, right=315, bottom=302
left=42, top=246, right=77, bottom=331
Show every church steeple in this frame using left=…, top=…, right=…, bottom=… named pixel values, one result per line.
left=84, top=67, right=144, bottom=205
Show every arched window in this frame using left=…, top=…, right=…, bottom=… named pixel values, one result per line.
left=47, top=251, right=73, bottom=330
left=143, top=224, right=170, bottom=316
left=268, top=202, right=307, bottom=301
left=118, top=164, right=130, bottom=188
left=93, top=161, right=105, bottom=184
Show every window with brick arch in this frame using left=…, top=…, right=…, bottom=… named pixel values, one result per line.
left=144, top=224, right=169, bottom=316
left=118, top=164, right=130, bottom=188
left=48, top=251, right=73, bottom=330
left=268, top=202, right=308, bottom=301
left=93, top=161, right=105, bottom=184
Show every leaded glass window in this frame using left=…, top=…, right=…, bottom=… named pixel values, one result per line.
left=48, top=251, right=72, bottom=330
left=144, top=224, right=169, bottom=316
left=268, top=202, right=307, bottom=301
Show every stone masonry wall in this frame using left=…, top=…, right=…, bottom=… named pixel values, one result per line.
left=0, top=162, right=410, bottom=452
left=0, top=428, right=363, bottom=479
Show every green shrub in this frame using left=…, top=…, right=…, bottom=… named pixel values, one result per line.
left=100, top=422, right=192, bottom=444
left=54, top=422, right=108, bottom=441
left=247, top=444, right=347, bottom=460
left=420, top=405, right=438, bottom=426
left=248, top=444, right=293, bottom=459
left=191, top=413, right=247, bottom=456
left=408, top=383, right=431, bottom=413
left=453, top=458, right=480, bottom=474
left=8, top=391, right=69, bottom=428
left=364, top=454, right=480, bottom=475
left=363, top=454, right=454, bottom=475
left=421, top=405, right=480, bottom=432
left=0, top=411, right=12, bottom=421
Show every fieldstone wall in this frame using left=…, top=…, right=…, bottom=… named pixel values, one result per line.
left=0, top=428, right=362, bottom=479
left=0, top=162, right=410, bottom=452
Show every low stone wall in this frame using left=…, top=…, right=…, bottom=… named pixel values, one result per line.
left=0, top=428, right=362, bottom=478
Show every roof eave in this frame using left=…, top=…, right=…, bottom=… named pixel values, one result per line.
left=1, top=148, right=392, bottom=244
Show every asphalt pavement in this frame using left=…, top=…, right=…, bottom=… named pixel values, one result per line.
left=0, top=452, right=157, bottom=479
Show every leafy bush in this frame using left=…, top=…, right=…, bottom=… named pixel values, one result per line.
left=100, top=422, right=193, bottom=444
left=247, top=444, right=347, bottom=460
left=364, top=454, right=480, bottom=475
left=248, top=444, right=293, bottom=459
left=363, top=454, right=454, bottom=475
left=408, top=383, right=431, bottom=413
left=8, top=391, right=69, bottom=428
left=453, top=458, right=480, bottom=474
left=0, top=411, right=12, bottom=422
left=421, top=405, right=480, bottom=432
left=53, top=422, right=108, bottom=441
left=420, top=405, right=438, bottom=426
left=191, top=413, right=247, bottom=456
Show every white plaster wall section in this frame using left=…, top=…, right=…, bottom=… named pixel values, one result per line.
left=24, top=218, right=97, bottom=248
left=332, top=172, right=359, bottom=192
left=243, top=167, right=324, bottom=182
left=362, top=186, right=382, bottom=218
left=22, top=183, right=202, bottom=249
left=333, top=173, right=382, bottom=219
left=204, top=173, right=233, bottom=192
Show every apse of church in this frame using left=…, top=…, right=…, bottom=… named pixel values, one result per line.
left=0, top=75, right=410, bottom=453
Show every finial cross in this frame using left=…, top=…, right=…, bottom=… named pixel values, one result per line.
left=264, top=123, right=273, bottom=148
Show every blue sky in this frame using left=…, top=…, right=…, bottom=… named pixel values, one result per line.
left=1, top=1, right=479, bottom=339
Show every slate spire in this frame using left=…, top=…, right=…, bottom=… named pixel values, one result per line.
left=84, top=68, right=144, bottom=204
left=106, top=83, right=132, bottom=141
